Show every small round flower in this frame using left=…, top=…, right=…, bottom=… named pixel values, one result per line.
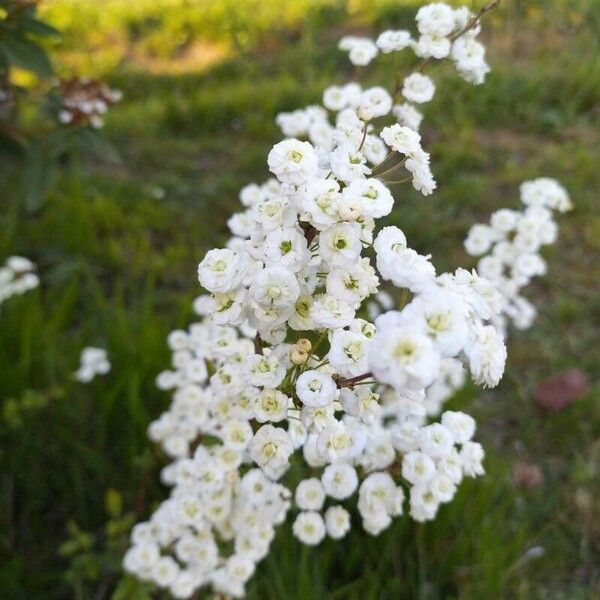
left=249, top=424, right=294, bottom=479
left=325, top=505, right=351, bottom=539
left=392, top=102, right=423, bottom=131
left=197, top=248, right=245, bottom=293
left=321, top=463, right=358, bottom=500
left=292, top=511, right=326, bottom=546
left=460, top=441, right=485, bottom=477
left=402, top=73, right=436, bottom=104
left=418, top=423, right=454, bottom=458
left=376, top=30, right=412, bottom=53
left=380, top=123, right=422, bottom=155
left=267, top=139, right=319, bottom=185
left=319, top=222, right=363, bottom=267
left=295, top=370, right=337, bottom=408
left=295, top=477, right=326, bottom=510
left=253, top=388, right=290, bottom=423
left=441, top=411, right=476, bottom=444
left=401, top=451, right=436, bottom=485
left=152, top=556, right=180, bottom=587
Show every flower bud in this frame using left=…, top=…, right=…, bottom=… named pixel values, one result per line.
left=297, top=338, right=312, bottom=353
left=291, top=349, right=309, bottom=365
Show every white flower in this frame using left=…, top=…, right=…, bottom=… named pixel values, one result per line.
left=402, top=451, right=436, bottom=485
left=464, top=224, right=498, bottom=256
left=358, top=472, right=397, bottom=526
left=466, top=323, right=506, bottom=387
left=380, top=123, right=422, bottom=156
left=416, top=3, right=456, bottom=37
left=520, top=178, right=572, bottom=212
left=198, top=248, right=245, bottom=293
left=328, top=329, right=370, bottom=377
left=276, top=109, right=310, bottom=137
left=376, top=30, right=412, bottom=53
left=342, top=178, right=394, bottom=218
left=249, top=265, right=300, bottom=309
left=221, top=420, right=254, bottom=450
left=295, top=370, right=337, bottom=408
left=414, top=34, right=451, bottom=59
left=318, top=420, right=365, bottom=462
left=321, top=463, right=358, bottom=500
left=490, top=208, right=519, bottom=234
left=295, top=478, right=326, bottom=510
left=243, top=353, right=286, bottom=388
left=310, top=294, right=355, bottom=329
left=339, top=37, right=379, bottom=66
left=402, top=292, right=469, bottom=357
left=418, top=423, right=454, bottom=458
left=263, top=227, right=309, bottom=272
left=319, top=222, right=363, bottom=267
left=392, top=102, right=423, bottom=131
left=292, top=511, right=326, bottom=545
left=402, top=73, right=436, bottom=104
left=369, top=325, right=440, bottom=390
left=124, top=4, right=572, bottom=594
left=405, top=155, right=436, bottom=195
left=74, top=347, right=111, bottom=383
left=267, top=139, right=319, bottom=185
left=376, top=245, right=436, bottom=293
left=299, top=178, right=341, bottom=230
left=249, top=424, right=294, bottom=479
left=460, top=441, right=485, bottom=477
left=358, top=86, right=393, bottom=120
left=325, top=505, right=351, bottom=539
left=253, top=388, right=290, bottom=423
left=323, top=85, right=350, bottom=111
left=326, top=258, right=379, bottom=305
left=441, top=411, right=476, bottom=444
left=152, top=556, right=180, bottom=587
left=451, top=38, right=490, bottom=85
left=330, top=144, right=371, bottom=183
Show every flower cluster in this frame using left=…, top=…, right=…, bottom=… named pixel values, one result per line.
left=465, top=178, right=571, bottom=334
left=0, top=256, right=39, bottom=308
left=74, top=347, right=111, bottom=383
left=56, top=77, right=122, bottom=129
left=339, top=2, right=490, bottom=84
left=124, top=3, right=568, bottom=598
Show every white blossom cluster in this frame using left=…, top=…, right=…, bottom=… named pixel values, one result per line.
left=124, top=4, right=566, bottom=598
left=465, top=178, right=572, bottom=334
left=339, top=2, right=490, bottom=83
left=0, top=256, right=39, bottom=307
left=74, top=347, right=111, bottom=383
left=416, top=178, right=571, bottom=415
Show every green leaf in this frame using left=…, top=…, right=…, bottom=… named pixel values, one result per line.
left=21, top=17, right=61, bottom=38
left=112, top=576, right=153, bottom=600
left=23, top=139, right=56, bottom=212
left=0, top=33, right=53, bottom=78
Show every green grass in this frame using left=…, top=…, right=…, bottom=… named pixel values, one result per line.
left=1, top=0, right=599, bottom=598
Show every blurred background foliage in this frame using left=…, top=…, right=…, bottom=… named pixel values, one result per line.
left=1, top=0, right=599, bottom=598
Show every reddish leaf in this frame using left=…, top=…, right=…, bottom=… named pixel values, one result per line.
left=512, top=461, right=543, bottom=489
left=534, top=368, right=590, bottom=412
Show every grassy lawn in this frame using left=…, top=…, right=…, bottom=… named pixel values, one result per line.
left=1, top=0, right=599, bottom=598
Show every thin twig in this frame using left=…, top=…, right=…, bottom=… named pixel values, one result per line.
left=337, top=371, right=374, bottom=388
left=394, top=0, right=501, bottom=98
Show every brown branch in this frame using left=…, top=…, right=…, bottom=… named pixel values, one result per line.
left=300, top=221, right=319, bottom=245
left=253, top=333, right=264, bottom=355
left=337, top=371, right=374, bottom=388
